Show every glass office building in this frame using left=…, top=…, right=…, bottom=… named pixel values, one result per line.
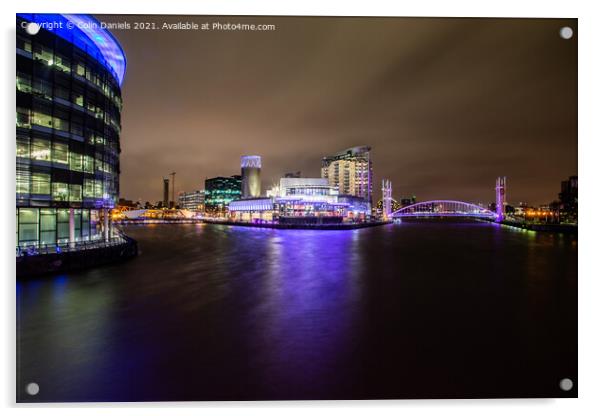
left=204, top=176, right=242, bottom=214
left=16, top=14, right=126, bottom=248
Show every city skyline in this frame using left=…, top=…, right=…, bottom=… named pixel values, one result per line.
left=102, top=15, right=577, bottom=206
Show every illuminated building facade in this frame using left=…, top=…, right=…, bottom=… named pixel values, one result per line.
left=16, top=14, right=125, bottom=248
left=204, top=175, right=242, bottom=214
left=178, top=190, right=205, bottom=211
left=241, top=155, right=261, bottom=198
left=321, top=146, right=373, bottom=207
left=228, top=177, right=370, bottom=223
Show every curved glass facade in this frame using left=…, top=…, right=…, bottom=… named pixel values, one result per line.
left=16, top=14, right=126, bottom=248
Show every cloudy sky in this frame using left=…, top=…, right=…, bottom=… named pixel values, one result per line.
left=100, top=15, right=577, bottom=206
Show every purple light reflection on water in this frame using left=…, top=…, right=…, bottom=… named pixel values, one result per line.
left=248, top=229, right=363, bottom=396
left=16, top=222, right=577, bottom=401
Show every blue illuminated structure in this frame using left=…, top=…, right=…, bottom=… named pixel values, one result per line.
left=16, top=13, right=126, bottom=249
left=17, top=13, right=126, bottom=85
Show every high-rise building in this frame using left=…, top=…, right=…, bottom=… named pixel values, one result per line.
left=559, top=175, right=577, bottom=220
left=16, top=14, right=126, bottom=248
left=162, top=178, right=169, bottom=208
left=241, top=155, right=261, bottom=198
left=321, top=146, right=373, bottom=205
left=178, top=190, right=205, bottom=211
left=204, top=175, right=242, bottom=214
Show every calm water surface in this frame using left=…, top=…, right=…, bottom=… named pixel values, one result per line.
left=17, top=221, right=577, bottom=401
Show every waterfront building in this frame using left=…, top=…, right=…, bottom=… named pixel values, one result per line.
left=228, top=198, right=276, bottom=223
left=178, top=190, right=205, bottom=211
left=228, top=177, right=370, bottom=223
left=16, top=14, right=126, bottom=248
left=204, top=175, right=242, bottom=214
left=558, top=175, right=577, bottom=222
left=241, top=155, right=261, bottom=198
left=321, top=146, right=373, bottom=206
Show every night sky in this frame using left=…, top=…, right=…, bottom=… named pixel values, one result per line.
left=99, top=15, right=577, bottom=206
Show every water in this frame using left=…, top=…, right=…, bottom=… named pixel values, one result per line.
left=16, top=221, right=577, bottom=401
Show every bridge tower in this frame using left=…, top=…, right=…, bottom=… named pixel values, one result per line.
left=495, top=176, right=507, bottom=222
left=382, top=179, right=392, bottom=221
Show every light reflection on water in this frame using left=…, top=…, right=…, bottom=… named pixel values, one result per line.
left=17, top=221, right=577, bottom=401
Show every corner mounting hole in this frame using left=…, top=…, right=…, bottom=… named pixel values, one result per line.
left=560, top=26, right=573, bottom=40
left=559, top=378, right=573, bottom=391
left=26, top=382, right=39, bottom=396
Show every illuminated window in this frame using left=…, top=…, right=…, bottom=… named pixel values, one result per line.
left=76, top=63, right=86, bottom=77
left=83, top=179, right=94, bottom=197
left=69, top=184, right=82, bottom=202
left=57, top=209, right=69, bottom=241
left=73, top=93, right=84, bottom=107
left=32, top=111, right=52, bottom=128
left=31, top=173, right=50, bottom=195
left=54, top=53, right=71, bottom=73
left=16, top=107, right=30, bottom=128
left=16, top=166, right=30, bottom=194
left=31, top=138, right=51, bottom=161
left=18, top=208, right=39, bottom=244
left=69, top=152, right=83, bottom=171
left=52, top=142, right=69, bottom=164
left=16, top=135, right=30, bottom=158
left=83, top=155, right=94, bottom=173
left=52, top=182, right=69, bottom=201
left=94, top=180, right=103, bottom=198
left=52, top=116, right=69, bottom=132
left=16, top=72, right=31, bottom=93
left=33, top=44, right=54, bottom=65
left=39, top=208, right=57, bottom=245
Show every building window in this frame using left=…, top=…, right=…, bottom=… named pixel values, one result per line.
left=31, top=173, right=50, bottom=195
left=31, top=138, right=51, bottom=161
left=83, top=179, right=94, bottom=198
left=73, top=92, right=84, bottom=107
left=32, top=78, right=52, bottom=100
left=16, top=72, right=31, bottom=93
left=33, top=44, right=54, bottom=66
left=52, top=116, right=69, bottom=132
left=17, top=35, right=32, bottom=53
left=32, top=111, right=52, bottom=128
left=57, top=209, right=69, bottom=241
left=52, top=182, right=69, bottom=201
left=90, top=210, right=100, bottom=238
left=81, top=210, right=90, bottom=239
left=16, top=134, right=30, bottom=158
left=74, top=210, right=82, bottom=240
left=76, top=63, right=86, bottom=77
left=69, top=152, right=83, bottom=171
left=54, top=53, right=71, bottom=73
left=39, top=208, right=57, bottom=245
left=18, top=208, right=39, bottom=245
left=16, top=166, right=30, bottom=194
left=94, top=180, right=103, bottom=198
left=69, top=184, right=82, bottom=202
left=52, top=141, right=69, bottom=164
left=83, top=155, right=94, bottom=173
left=17, top=107, right=30, bottom=128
